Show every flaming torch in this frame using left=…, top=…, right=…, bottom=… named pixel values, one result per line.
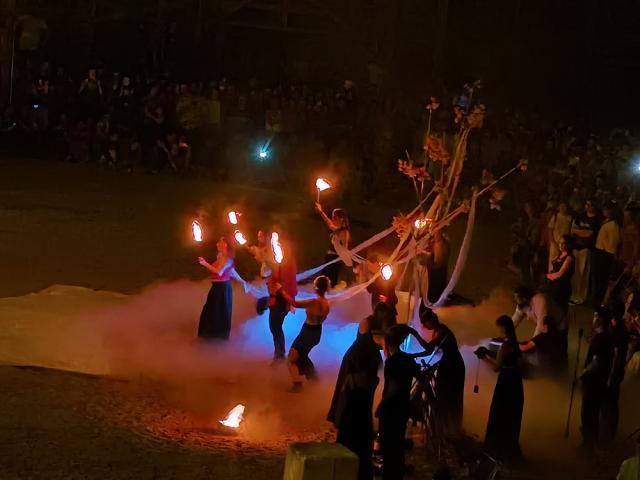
left=271, top=232, right=284, bottom=264
left=234, top=230, right=248, bottom=246
left=227, top=211, right=240, bottom=225
left=315, top=178, right=331, bottom=203
left=381, top=263, right=393, bottom=281
left=192, top=220, right=204, bottom=243
left=219, top=404, right=245, bottom=429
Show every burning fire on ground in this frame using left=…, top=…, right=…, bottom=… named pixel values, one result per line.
left=219, top=404, right=245, bottom=429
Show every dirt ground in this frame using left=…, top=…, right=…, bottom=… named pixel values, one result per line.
left=1, top=157, right=637, bottom=480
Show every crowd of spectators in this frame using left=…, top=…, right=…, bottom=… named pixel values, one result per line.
left=506, top=123, right=640, bottom=406
left=2, top=61, right=359, bottom=177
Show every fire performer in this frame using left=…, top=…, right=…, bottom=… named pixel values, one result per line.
left=197, top=237, right=235, bottom=340
left=328, top=303, right=394, bottom=480
left=278, top=276, right=331, bottom=392
left=315, top=202, right=350, bottom=289
left=267, top=231, right=298, bottom=363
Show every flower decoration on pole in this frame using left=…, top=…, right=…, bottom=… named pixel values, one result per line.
left=425, top=96, right=440, bottom=111
left=192, top=220, right=204, bottom=243
left=397, top=160, right=429, bottom=182
left=518, top=158, right=529, bottom=172
left=271, top=232, right=284, bottom=264
left=392, top=214, right=412, bottom=238
left=315, top=178, right=331, bottom=202
left=424, top=135, right=451, bottom=164
left=489, top=188, right=506, bottom=211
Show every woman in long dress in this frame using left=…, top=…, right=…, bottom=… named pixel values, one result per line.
left=475, top=315, right=524, bottom=463
left=280, top=276, right=331, bottom=392
left=197, top=237, right=235, bottom=340
left=413, top=309, right=466, bottom=437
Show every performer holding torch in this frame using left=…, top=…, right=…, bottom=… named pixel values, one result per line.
left=315, top=202, right=351, bottom=289
left=267, top=230, right=298, bottom=363
left=197, top=237, right=235, bottom=340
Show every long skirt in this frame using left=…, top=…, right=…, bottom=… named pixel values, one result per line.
left=484, top=368, right=524, bottom=462
left=291, top=323, right=322, bottom=378
left=436, top=359, right=466, bottom=436
left=198, top=281, right=232, bottom=340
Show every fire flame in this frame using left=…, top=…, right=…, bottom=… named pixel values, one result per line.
left=234, top=230, right=248, bottom=245
left=271, top=232, right=284, bottom=264
left=219, top=404, right=245, bottom=429
left=381, top=263, right=393, bottom=280
left=192, top=220, right=204, bottom=243
left=414, top=218, right=428, bottom=230
left=316, top=178, right=331, bottom=192
left=228, top=211, right=239, bottom=225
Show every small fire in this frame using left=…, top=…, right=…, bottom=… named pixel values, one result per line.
left=316, top=178, right=331, bottom=192
left=234, top=230, right=248, bottom=245
left=227, top=211, right=239, bottom=225
left=381, top=263, right=393, bottom=281
left=219, top=404, right=245, bottom=428
left=192, top=220, right=204, bottom=242
left=414, top=218, right=427, bottom=230
left=271, top=232, right=284, bottom=264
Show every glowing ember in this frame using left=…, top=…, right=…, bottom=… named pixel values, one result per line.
left=414, top=218, right=427, bottom=230
left=381, top=263, right=393, bottom=280
left=315, top=178, right=331, bottom=192
left=234, top=230, right=248, bottom=245
left=271, top=232, right=284, bottom=264
left=219, top=404, right=245, bottom=429
left=227, top=211, right=239, bottom=225
left=192, top=220, right=204, bottom=242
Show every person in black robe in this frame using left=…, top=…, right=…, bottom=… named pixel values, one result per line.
left=328, top=303, right=392, bottom=480
left=579, top=306, right=615, bottom=455
left=376, top=325, right=422, bottom=480
left=601, top=307, right=629, bottom=441
left=519, top=315, right=563, bottom=377
left=410, top=309, right=466, bottom=437
left=475, top=315, right=524, bottom=464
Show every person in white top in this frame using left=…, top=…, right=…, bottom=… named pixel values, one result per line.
left=592, top=202, right=621, bottom=306
left=512, top=285, right=564, bottom=337
left=548, top=201, right=574, bottom=269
